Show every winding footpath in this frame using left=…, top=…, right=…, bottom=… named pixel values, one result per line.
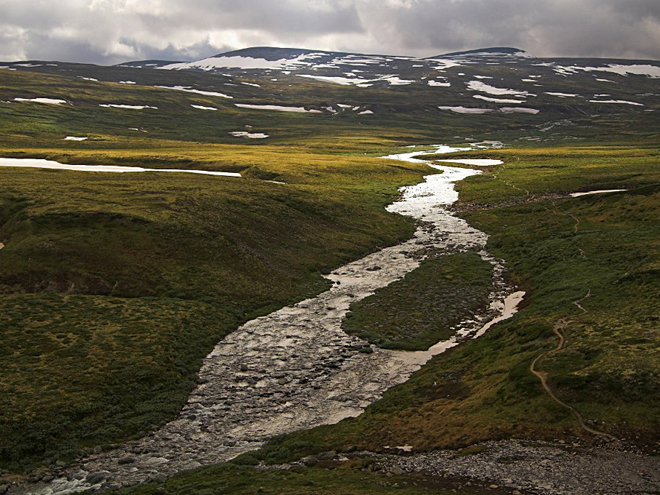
left=13, top=145, right=524, bottom=495
left=530, top=320, right=618, bottom=442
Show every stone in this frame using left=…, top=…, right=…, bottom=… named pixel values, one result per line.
left=318, top=451, right=337, bottom=460
left=86, top=471, right=110, bottom=485
left=151, top=473, right=167, bottom=483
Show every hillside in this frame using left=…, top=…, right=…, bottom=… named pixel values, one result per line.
left=1, top=46, right=660, bottom=495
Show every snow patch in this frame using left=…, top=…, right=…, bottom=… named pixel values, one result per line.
left=428, top=80, right=451, bottom=87
left=589, top=99, right=643, bottom=106
left=14, top=98, right=67, bottom=105
left=229, top=131, right=269, bottom=139
left=438, top=106, right=494, bottom=114
left=100, top=104, right=157, bottom=109
left=545, top=92, right=578, bottom=98
left=473, top=95, right=523, bottom=104
left=500, top=107, right=540, bottom=114
left=156, top=85, right=233, bottom=99
left=162, top=56, right=288, bottom=71
left=191, top=105, right=218, bottom=111
left=298, top=74, right=362, bottom=85
left=428, top=59, right=462, bottom=70
left=381, top=75, right=415, bottom=85
left=546, top=63, right=660, bottom=79
left=571, top=189, right=627, bottom=197
left=235, top=104, right=321, bottom=113
left=0, top=157, right=241, bottom=177
left=467, top=80, right=530, bottom=97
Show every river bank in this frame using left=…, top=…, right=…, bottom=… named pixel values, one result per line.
left=10, top=145, right=522, bottom=494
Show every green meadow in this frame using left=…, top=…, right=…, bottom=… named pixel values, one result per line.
left=215, top=144, right=660, bottom=464
left=1, top=64, right=660, bottom=494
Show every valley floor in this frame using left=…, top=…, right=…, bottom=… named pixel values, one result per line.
left=7, top=144, right=660, bottom=495
left=2, top=53, right=660, bottom=495
left=8, top=147, right=520, bottom=494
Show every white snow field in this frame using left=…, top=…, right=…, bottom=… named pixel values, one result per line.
left=14, top=98, right=68, bottom=105
left=438, top=106, right=494, bottom=114
left=99, top=104, right=158, bottom=109
left=229, top=131, right=270, bottom=139
left=0, top=157, right=241, bottom=177
left=191, top=105, right=218, bottom=111
left=235, top=104, right=321, bottom=113
left=467, top=80, right=530, bottom=97
left=156, top=85, right=233, bottom=99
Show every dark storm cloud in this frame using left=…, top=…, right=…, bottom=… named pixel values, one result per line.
left=0, top=0, right=659, bottom=64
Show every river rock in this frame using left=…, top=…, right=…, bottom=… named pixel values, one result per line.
left=86, top=472, right=111, bottom=485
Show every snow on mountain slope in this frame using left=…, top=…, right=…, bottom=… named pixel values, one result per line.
left=4, top=45, right=659, bottom=120
left=430, top=47, right=531, bottom=58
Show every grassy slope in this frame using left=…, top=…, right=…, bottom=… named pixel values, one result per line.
left=118, top=144, right=660, bottom=493
left=113, top=463, right=496, bottom=495
left=213, top=144, right=660, bottom=468
left=342, top=253, right=494, bottom=350
left=2, top=64, right=660, bottom=491
left=0, top=136, right=433, bottom=470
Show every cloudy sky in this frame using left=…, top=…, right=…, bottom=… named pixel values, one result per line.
left=1, top=0, right=659, bottom=64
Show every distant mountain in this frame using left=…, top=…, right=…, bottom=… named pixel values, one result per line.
left=117, top=59, right=184, bottom=68
left=208, top=47, right=352, bottom=61
left=156, top=46, right=407, bottom=72
left=430, top=47, right=529, bottom=58
left=8, top=45, right=659, bottom=120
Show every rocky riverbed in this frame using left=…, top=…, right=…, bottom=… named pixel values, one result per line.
left=286, top=440, right=660, bottom=495
left=9, top=145, right=523, bottom=494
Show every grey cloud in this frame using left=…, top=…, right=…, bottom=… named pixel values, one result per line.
left=0, top=0, right=659, bottom=64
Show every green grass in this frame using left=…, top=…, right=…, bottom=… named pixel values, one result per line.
left=0, top=143, right=430, bottom=471
left=2, top=62, right=660, bottom=489
left=215, top=144, right=660, bottom=465
left=113, top=461, right=497, bottom=495
left=342, top=253, right=494, bottom=350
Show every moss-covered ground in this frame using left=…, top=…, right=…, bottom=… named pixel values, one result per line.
left=2, top=63, right=660, bottom=493
left=342, top=253, right=494, bottom=350
left=0, top=139, right=431, bottom=470
left=215, top=144, right=660, bottom=467
left=111, top=462, right=501, bottom=495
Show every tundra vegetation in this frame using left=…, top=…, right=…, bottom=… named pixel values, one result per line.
left=0, top=54, right=659, bottom=492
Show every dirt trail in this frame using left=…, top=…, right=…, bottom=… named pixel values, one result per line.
left=530, top=319, right=618, bottom=442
